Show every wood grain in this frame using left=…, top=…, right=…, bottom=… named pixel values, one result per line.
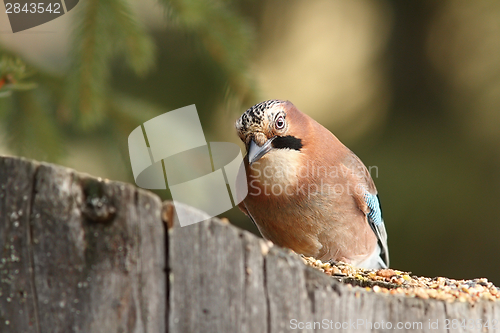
left=1, top=156, right=499, bottom=332
left=0, top=157, right=165, bottom=333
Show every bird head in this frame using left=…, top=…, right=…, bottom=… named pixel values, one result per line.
left=235, top=100, right=304, bottom=165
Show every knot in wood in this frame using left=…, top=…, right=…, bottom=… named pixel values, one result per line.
left=81, top=178, right=116, bottom=223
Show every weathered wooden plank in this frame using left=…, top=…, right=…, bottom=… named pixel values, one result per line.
left=2, top=156, right=500, bottom=333
left=0, top=156, right=165, bottom=333
left=136, top=188, right=166, bottom=333
left=443, top=300, right=498, bottom=333
left=239, top=232, right=267, bottom=333
left=265, top=247, right=312, bottom=333
left=0, top=157, right=39, bottom=333
left=168, top=202, right=268, bottom=333
left=166, top=200, right=500, bottom=333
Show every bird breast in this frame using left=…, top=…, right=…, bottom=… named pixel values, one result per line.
left=248, top=148, right=302, bottom=193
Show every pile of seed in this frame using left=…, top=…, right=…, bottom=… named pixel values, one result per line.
left=301, top=256, right=500, bottom=303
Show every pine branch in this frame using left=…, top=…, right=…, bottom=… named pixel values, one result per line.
left=0, top=55, right=37, bottom=97
left=3, top=89, right=64, bottom=161
left=108, top=0, right=156, bottom=75
left=68, top=0, right=155, bottom=128
left=158, top=0, right=256, bottom=104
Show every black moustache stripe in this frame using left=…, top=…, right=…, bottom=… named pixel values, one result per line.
left=272, top=135, right=303, bottom=151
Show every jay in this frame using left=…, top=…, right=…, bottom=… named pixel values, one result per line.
left=235, top=100, right=389, bottom=269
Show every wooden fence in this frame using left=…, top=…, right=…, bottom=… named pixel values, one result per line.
left=0, top=156, right=499, bottom=332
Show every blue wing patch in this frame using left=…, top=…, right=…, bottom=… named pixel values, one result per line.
left=364, top=193, right=383, bottom=226
left=363, top=192, right=389, bottom=268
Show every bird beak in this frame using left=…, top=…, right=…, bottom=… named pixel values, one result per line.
left=248, top=137, right=275, bottom=165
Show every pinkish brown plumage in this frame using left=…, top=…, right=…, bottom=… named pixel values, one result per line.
left=236, top=100, right=389, bottom=268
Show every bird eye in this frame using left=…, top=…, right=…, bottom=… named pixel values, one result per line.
left=275, top=116, right=285, bottom=130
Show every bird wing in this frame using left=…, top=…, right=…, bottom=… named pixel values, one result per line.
left=342, top=151, right=390, bottom=268
left=363, top=193, right=389, bottom=268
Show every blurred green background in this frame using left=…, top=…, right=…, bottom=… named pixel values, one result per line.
left=1, top=0, right=499, bottom=284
